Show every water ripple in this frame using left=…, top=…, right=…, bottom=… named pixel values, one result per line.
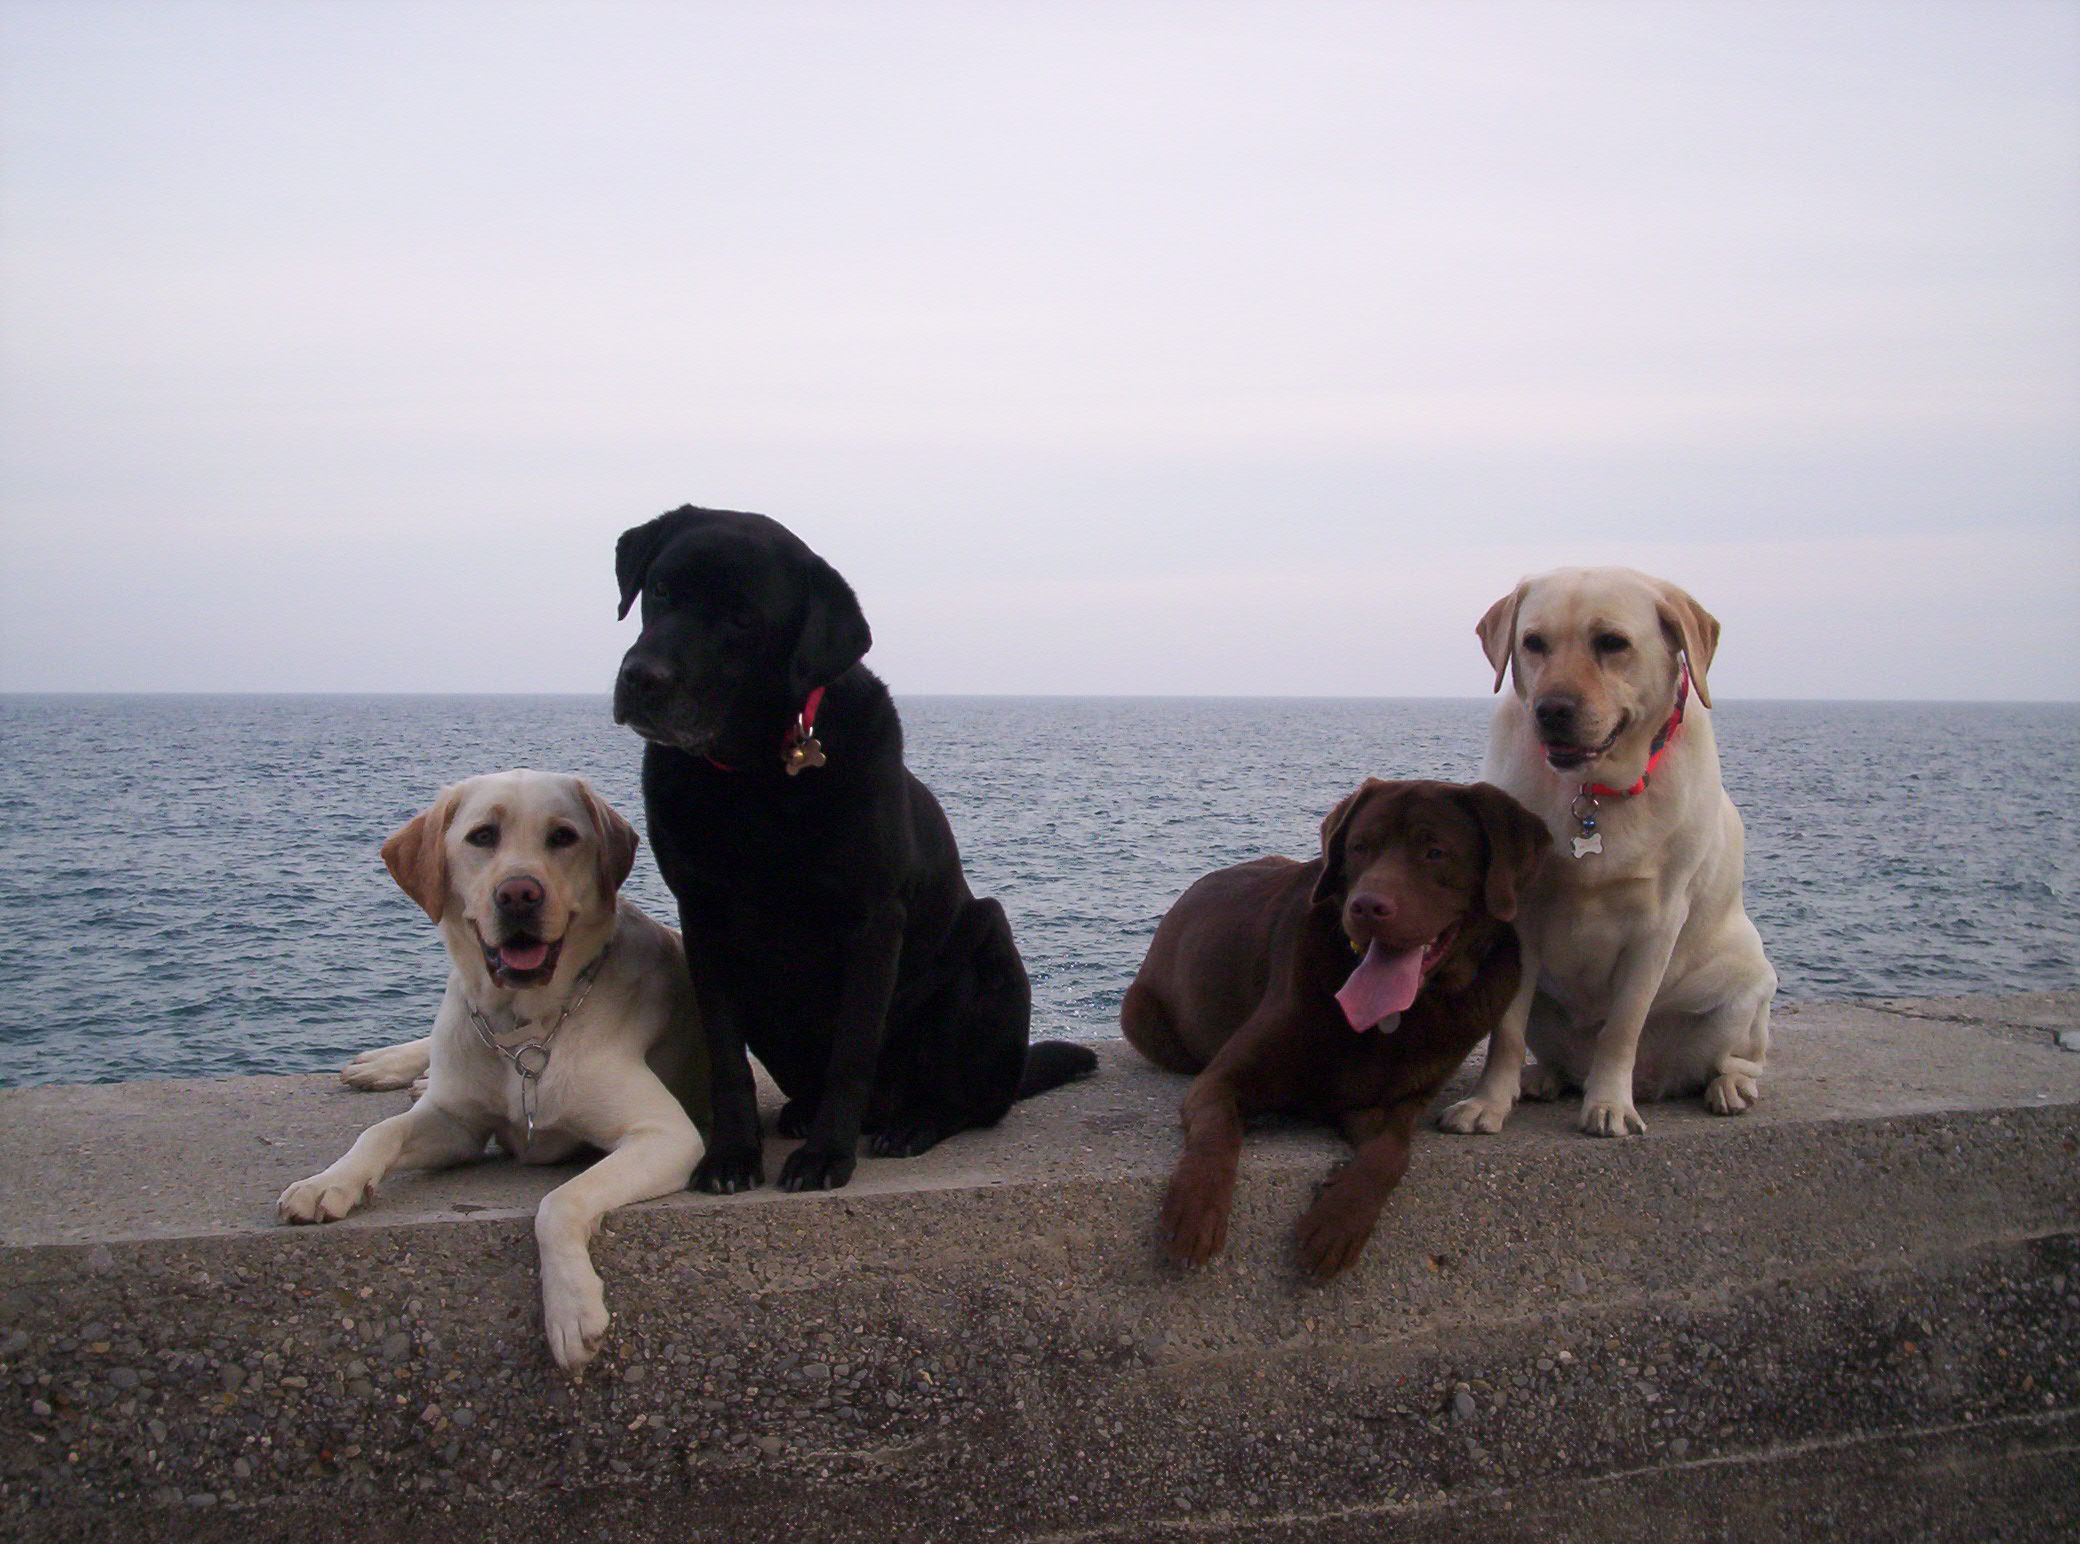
left=2, top=693, right=2074, bottom=1086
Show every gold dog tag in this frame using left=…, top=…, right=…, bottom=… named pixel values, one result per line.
left=785, top=736, right=826, bottom=776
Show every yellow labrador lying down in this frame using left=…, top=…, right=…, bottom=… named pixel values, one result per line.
left=1440, top=568, right=1777, bottom=1139
left=277, top=771, right=708, bottom=1371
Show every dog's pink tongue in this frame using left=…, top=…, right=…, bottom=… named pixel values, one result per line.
left=500, top=941, right=550, bottom=973
left=1336, top=941, right=1425, bottom=1031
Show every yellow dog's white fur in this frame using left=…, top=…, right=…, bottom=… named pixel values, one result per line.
left=1440, top=569, right=1776, bottom=1138
left=276, top=771, right=706, bottom=1370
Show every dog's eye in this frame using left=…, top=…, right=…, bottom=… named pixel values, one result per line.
left=546, top=825, right=580, bottom=849
left=1594, top=633, right=1630, bottom=654
left=1521, top=633, right=1549, bottom=656
left=464, top=824, right=498, bottom=848
left=1425, top=845, right=1447, bottom=862
left=648, top=581, right=672, bottom=606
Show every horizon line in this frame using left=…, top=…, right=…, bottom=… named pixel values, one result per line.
left=4, top=689, right=2077, bottom=707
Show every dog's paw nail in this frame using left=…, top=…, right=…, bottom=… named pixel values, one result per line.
left=692, top=1151, right=765, bottom=1194
left=1705, top=1075, right=1758, bottom=1115
left=1439, top=1098, right=1507, bottom=1135
left=1581, top=1102, right=1645, bottom=1138
left=276, top=1180, right=351, bottom=1224
left=1159, top=1204, right=1224, bottom=1267
left=545, top=1304, right=610, bottom=1372
left=778, top=1149, right=856, bottom=1192
left=1299, top=1246, right=1356, bottom=1281
left=1519, top=1069, right=1566, bottom=1103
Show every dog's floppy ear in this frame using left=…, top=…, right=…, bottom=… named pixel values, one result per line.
left=381, top=786, right=462, bottom=922
left=1653, top=580, right=1721, bottom=710
left=1476, top=581, right=1527, bottom=694
left=789, top=550, right=873, bottom=701
left=573, top=778, right=639, bottom=898
left=1310, top=779, right=1383, bottom=908
left=1461, top=781, right=1551, bottom=922
left=615, top=507, right=700, bottom=621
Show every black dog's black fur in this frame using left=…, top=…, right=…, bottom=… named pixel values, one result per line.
left=614, top=505, right=1096, bottom=1193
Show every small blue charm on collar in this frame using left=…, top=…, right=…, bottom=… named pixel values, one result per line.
left=1569, top=790, right=1602, bottom=859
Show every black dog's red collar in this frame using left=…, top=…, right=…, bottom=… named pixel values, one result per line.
left=705, top=686, right=827, bottom=775
left=782, top=686, right=827, bottom=776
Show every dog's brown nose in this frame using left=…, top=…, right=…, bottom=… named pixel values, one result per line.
left=495, top=875, right=545, bottom=914
left=1347, top=891, right=1398, bottom=924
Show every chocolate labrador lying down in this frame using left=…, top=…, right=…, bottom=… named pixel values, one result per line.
left=1123, top=779, right=1549, bottom=1278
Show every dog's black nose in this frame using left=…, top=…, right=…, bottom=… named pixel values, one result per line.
left=616, top=656, right=671, bottom=704
left=1348, top=891, right=1398, bottom=924
left=495, top=875, right=545, bottom=914
left=1534, top=696, right=1578, bottom=737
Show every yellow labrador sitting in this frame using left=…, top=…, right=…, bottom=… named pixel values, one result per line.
left=1440, top=569, right=1776, bottom=1139
left=277, top=770, right=708, bottom=1371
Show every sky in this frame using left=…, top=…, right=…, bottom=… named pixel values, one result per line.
left=2, top=0, right=2076, bottom=701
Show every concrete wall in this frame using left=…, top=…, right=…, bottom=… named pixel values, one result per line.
left=3, top=993, right=2077, bottom=1542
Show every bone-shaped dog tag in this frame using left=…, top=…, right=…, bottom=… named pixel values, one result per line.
left=785, top=736, right=826, bottom=776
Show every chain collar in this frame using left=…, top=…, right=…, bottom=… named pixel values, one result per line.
left=464, top=940, right=611, bottom=1148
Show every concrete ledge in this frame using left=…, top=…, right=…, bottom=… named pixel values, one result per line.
left=3, top=994, right=2077, bottom=1542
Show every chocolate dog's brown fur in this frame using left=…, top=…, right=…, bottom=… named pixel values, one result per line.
left=1123, top=779, right=1548, bottom=1278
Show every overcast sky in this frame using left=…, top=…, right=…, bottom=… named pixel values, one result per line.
left=2, top=0, right=2075, bottom=700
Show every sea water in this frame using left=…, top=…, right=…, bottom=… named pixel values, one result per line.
left=1, top=694, right=2073, bottom=1086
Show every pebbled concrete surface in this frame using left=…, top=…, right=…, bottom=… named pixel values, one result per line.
left=2, top=993, right=2076, bottom=1541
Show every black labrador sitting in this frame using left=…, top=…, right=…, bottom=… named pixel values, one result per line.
left=613, top=505, right=1097, bottom=1193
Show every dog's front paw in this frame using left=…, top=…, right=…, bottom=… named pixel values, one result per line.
left=867, top=1117, right=958, bottom=1159
left=541, top=1276, right=610, bottom=1372
left=1295, top=1185, right=1379, bottom=1281
left=777, top=1145, right=856, bottom=1193
left=691, top=1146, right=765, bottom=1194
left=1159, top=1171, right=1230, bottom=1268
left=341, top=1041, right=430, bottom=1092
left=1438, top=1094, right=1512, bottom=1135
left=1579, top=1099, right=1646, bottom=1138
left=776, top=1098, right=816, bottom=1140
left=1704, top=1072, right=1759, bottom=1115
left=276, top=1173, right=371, bottom=1224
left=1520, top=1062, right=1567, bottom=1102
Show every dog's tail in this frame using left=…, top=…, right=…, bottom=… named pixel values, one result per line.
left=1016, top=1039, right=1099, bottom=1100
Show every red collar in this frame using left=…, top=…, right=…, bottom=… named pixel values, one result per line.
left=704, top=686, right=826, bottom=774
left=783, top=686, right=827, bottom=775
left=1582, top=661, right=1689, bottom=799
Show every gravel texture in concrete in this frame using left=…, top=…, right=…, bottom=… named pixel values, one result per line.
left=2, top=993, right=2076, bottom=1542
